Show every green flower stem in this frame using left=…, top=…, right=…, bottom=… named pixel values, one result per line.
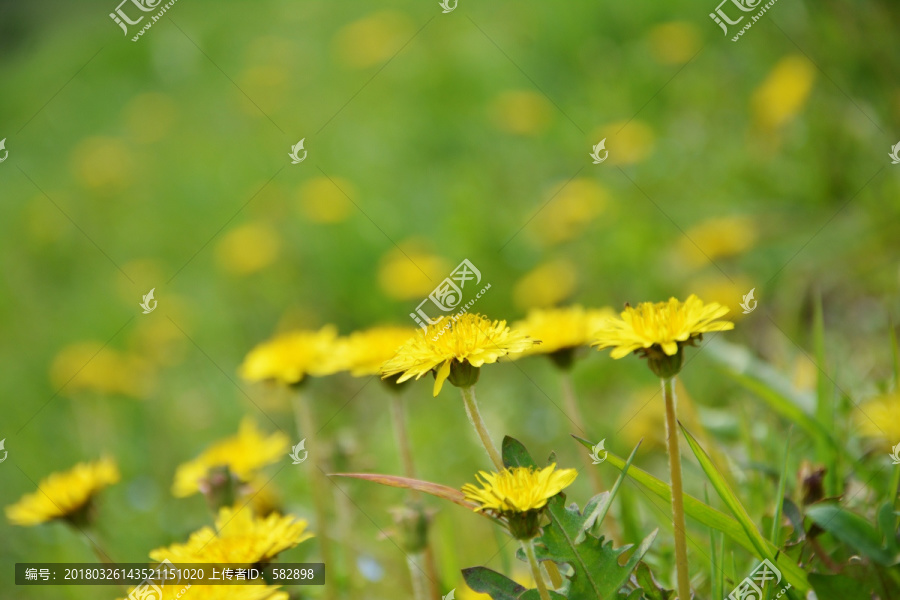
left=292, top=390, right=338, bottom=600
left=523, top=538, right=552, bottom=600
left=406, top=553, right=430, bottom=600
left=460, top=385, right=504, bottom=471
left=662, top=376, right=691, bottom=600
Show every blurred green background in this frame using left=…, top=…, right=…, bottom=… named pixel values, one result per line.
left=2, top=0, right=900, bottom=598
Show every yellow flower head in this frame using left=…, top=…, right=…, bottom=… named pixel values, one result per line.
left=120, top=583, right=288, bottom=600
left=462, top=464, right=577, bottom=538
left=856, top=392, right=900, bottom=448
left=331, top=325, right=416, bottom=377
left=150, top=506, right=313, bottom=564
left=594, top=294, right=733, bottom=357
left=514, top=305, right=616, bottom=363
left=6, top=458, right=119, bottom=527
left=380, top=313, right=536, bottom=396
left=172, top=419, right=289, bottom=498
left=239, top=326, right=338, bottom=385
left=50, top=342, right=156, bottom=399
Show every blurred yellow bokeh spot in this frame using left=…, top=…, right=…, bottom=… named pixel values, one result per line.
left=215, top=222, right=282, bottom=275
left=751, top=55, right=816, bottom=130
left=536, top=178, right=608, bottom=245
left=688, top=274, right=755, bottom=321
left=648, top=21, right=701, bottom=65
left=123, top=92, right=178, bottom=143
left=513, top=258, right=577, bottom=310
left=50, top=341, right=156, bottom=399
left=489, top=90, right=553, bottom=136
left=678, top=215, right=758, bottom=267
left=593, top=120, right=655, bottom=165
left=377, top=244, right=451, bottom=300
left=297, top=176, right=356, bottom=224
left=70, top=137, right=135, bottom=193
left=333, top=11, right=414, bottom=69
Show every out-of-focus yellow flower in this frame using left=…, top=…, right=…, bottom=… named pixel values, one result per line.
left=333, top=11, right=414, bottom=69
left=246, top=477, right=282, bottom=517
left=215, top=222, right=281, bottom=275
left=239, top=326, right=339, bottom=385
left=856, top=393, right=900, bottom=449
left=790, top=355, right=817, bottom=393
left=593, top=295, right=733, bottom=360
left=150, top=506, right=312, bottom=563
left=752, top=55, right=815, bottom=130
left=648, top=22, right=700, bottom=65
left=489, top=90, right=553, bottom=136
left=6, top=458, right=119, bottom=526
left=592, top=121, right=655, bottom=166
left=296, top=176, right=356, bottom=224
left=50, top=342, right=156, bottom=399
left=171, top=419, right=289, bottom=498
left=514, top=305, right=616, bottom=358
left=688, top=274, right=755, bottom=321
left=331, top=325, right=416, bottom=377
left=120, top=582, right=288, bottom=600
left=513, top=259, right=577, bottom=311
left=70, top=137, right=134, bottom=193
left=678, top=216, right=758, bottom=267
left=381, top=313, right=535, bottom=396
left=123, top=92, right=177, bottom=143
left=535, top=178, right=607, bottom=245
left=377, top=245, right=452, bottom=300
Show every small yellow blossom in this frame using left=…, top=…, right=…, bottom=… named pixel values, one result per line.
left=489, top=90, right=553, bottom=136
left=50, top=341, right=156, bottom=399
left=239, top=326, right=339, bottom=385
left=215, top=222, right=281, bottom=275
left=172, top=419, right=289, bottom=498
left=535, top=178, right=608, bottom=245
left=593, top=295, right=734, bottom=360
left=513, top=259, right=578, bottom=311
left=856, top=393, right=900, bottom=449
left=119, top=583, right=288, bottom=600
left=296, top=176, right=356, bottom=224
left=6, top=458, right=119, bottom=526
left=150, top=506, right=312, bottom=564
left=380, top=313, right=536, bottom=396
left=752, top=55, right=815, bottom=130
left=331, top=325, right=416, bottom=377
left=648, top=22, right=700, bottom=65
left=514, top=305, right=616, bottom=358
left=592, top=121, right=655, bottom=166
left=678, top=215, right=758, bottom=267
left=462, top=464, right=577, bottom=514
left=377, top=244, right=452, bottom=300
left=333, top=11, right=414, bottom=69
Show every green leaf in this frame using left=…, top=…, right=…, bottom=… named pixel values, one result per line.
left=502, top=436, right=537, bottom=469
left=813, top=295, right=838, bottom=497
left=533, top=494, right=657, bottom=600
left=461, top=566, right=526, bottom=600
left=634, top=562, right=673, bottom=600
left=805, top=503, right=897, bottom=565
left=592, top=440, right=642, bottom=528
left=771, top=430, right=792, bottom=547
left=877, top=502, right=898, bottom=555
left=519, top=590, right=567, bottom=600
left=808, top=573, right=873, bottom=600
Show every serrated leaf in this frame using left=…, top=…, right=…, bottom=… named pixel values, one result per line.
left=533, top=494, right=657, bottom=600
left=805, top=503, right=897, bottom=565
left=634, top=561, right=673, bottom=600
left=461, top=566, right=526, bottom=600
left=574, top=435, right=810, bottom=593
left=502, top=436, right=537, bottom=469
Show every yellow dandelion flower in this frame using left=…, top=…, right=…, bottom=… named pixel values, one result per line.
left=856, top=393, right=900, bottom=449
left=296, top=176, right=356, bottom=224
left=377, top=244, right=451, bottom=300
left=513, top=259, right=578, bottom=311
left=119, top=583, right=288, bottom=600
left=592, top=121, right=655, bottom=166
left=6, top=458, right=119, bottom=527
left=172, top=419, right=289, bottom=498
left=215, top=222, right=281, bottom=275
left=331, top=325, right=416, bottom=377
left=513, top=305, right=616, bottom=364
left=462, top=464, right=577, bottom=539
left=150, top=506, right=313, bottom=564
left=535, top=178, right=608, bottom=246
left=592, top=295, right=733, bottom=377
left=239, top=326, right=339, bottom=385
left=677, top=215, right=758, bottom=267
left=380, top=313, right=536, bottom=396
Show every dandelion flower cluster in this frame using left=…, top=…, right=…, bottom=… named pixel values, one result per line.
left=6, top=458, right=119, bottom=527
left=514, top=305, right=615, bottom=366
left=331, top=325, right=416, bottom=377
left=381, top=313, right=536, bottom=396
left=172, top=419, right=289, bottom=497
